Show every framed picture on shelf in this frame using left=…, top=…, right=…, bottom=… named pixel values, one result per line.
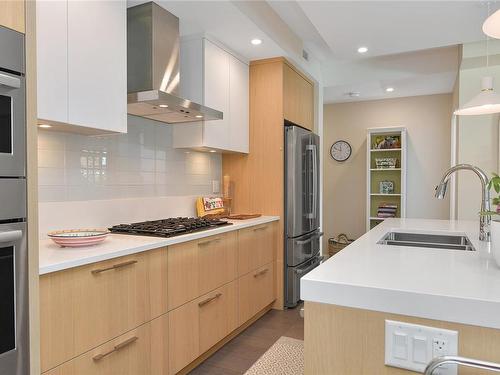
left=373, top=135, right=401, bottom=149
left=379, top=180, right=394, bottom=194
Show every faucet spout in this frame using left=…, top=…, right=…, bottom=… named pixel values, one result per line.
left=435, top=164, right=491, bottom=242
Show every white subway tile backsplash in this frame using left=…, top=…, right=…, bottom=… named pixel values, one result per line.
left=38, top=116, right=222, bottom=202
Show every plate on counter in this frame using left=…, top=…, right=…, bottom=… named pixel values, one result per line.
left=48, top=229, right=109, bottom=248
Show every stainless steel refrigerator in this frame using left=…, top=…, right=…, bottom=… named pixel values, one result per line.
left=284, top=121, right=323, bottom=308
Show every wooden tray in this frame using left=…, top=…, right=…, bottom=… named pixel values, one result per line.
left=227, top=214, right=262, bottom=220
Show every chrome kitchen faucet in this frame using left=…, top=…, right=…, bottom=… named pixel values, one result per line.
left=435, top=164, right=491, bottom=242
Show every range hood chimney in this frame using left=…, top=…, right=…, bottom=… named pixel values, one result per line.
left=127, top=2, right=223, bottom=124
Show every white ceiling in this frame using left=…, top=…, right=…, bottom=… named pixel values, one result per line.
left=297, top=1, right=497, bottom=61
left=128, top=0, right=286, bottom=62
left=130, top=1, right=500, bottom=103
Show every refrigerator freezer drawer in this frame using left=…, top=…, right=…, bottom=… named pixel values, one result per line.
left=286, top=255, right=323, bottom=308
left=286, top=229, right=322, bottom=267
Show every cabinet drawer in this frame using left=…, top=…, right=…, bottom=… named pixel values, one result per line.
left=199, top=279, right=238, bottom=353
left=168, top=231, right=237, bottom=310
left=239, top=262, right=276, bottom=325
left=238, top=223, right=275, bottom=276
left=40, top=248, right=168, bottom=372
left=43, top=314, right=169, bottom=375
left=169, top=280, right=238, bottom=374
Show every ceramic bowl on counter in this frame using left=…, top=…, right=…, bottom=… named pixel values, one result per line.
left=48, top=229, right=109, bottom=248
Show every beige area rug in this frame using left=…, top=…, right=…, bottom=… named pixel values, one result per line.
left=244, top=336, right=304, bottom=375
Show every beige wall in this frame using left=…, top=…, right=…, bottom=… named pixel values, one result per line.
left=323, top=94, right=452, bottom=244
left=456, top=40, right=500, bottom=220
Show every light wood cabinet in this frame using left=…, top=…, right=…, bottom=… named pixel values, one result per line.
left=222, top=57, right=315, bottom=309
left=168, top=299, right=199, bottom=375
left=41, top=223, right=278, bottom=374
left=283, top=62, right=314, bottom=130
left=0, top=1, right=25, bottom=33
left=43, top=313, right=169, bottom=375
left=238, top=223, right=276, bottom=276
left=168, top=232, right=238, bottom=310
left=40, top=248, right=168, bottom=372
left=174, top=37, right=249, bottom=153
left=169, top=280, right=238, bottom=374
left=36, top=0, right=127, bottom=134
left=239, top=262, right=276, bottom=325
left=199, top=280, right=238, bottom=353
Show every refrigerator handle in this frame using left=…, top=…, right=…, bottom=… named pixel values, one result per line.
left=305, top=144, right=315, bottom=219
left=311, top=143, right=318, bottom=219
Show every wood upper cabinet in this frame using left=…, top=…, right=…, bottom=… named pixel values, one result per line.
left=40, top=248, right=168, bottom=372
left=43, top=314, right=169, bottom=375
left=174, top=37, right=249, bottom=153
left=238, top=222, right=276, bottom=276
left=169, top=280, right=238, bottom=374
left=168, top=232, right=238, bottom=310
left=0, top=1, right=25, bottom=33
left=36, top=0, right=127, bottom=133
left=283, top=62, right=314, bottom=131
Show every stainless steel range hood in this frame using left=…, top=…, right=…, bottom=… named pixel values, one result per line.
left=127, top=2, right=223, bottom=124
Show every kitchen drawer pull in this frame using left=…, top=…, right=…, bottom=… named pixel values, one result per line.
left=253, top=268, right=269, bottom=277
left=92, top=336, right=138, bottom=361
left=198, top=238, right=221, bottom=246
left=0, top=72, right=21, bottom=89
left=253, top=226, right=267, bottom=232
left=198, top=292, right=222, bottom=307
left=91, top=260, right=138, bottom=275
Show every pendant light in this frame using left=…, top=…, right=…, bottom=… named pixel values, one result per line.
left=455, top=4, right=500, bottom=116
left=483, top=9, right=500, bottom=39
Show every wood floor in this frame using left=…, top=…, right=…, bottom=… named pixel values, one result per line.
left=189, top=306, right=304, bottom=375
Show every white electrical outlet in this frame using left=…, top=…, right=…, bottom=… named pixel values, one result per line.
left=212, top=180, right=220, bottom=194
left=385, top=320, right=458, bottom=374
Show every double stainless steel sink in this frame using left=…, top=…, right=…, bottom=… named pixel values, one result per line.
left=378, top=231, right=475, bottom=251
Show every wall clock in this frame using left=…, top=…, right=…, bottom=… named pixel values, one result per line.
left=330, top=140, right=352, bottom=162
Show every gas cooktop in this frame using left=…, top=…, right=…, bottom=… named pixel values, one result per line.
left=108, top=217, right=231, bottom=238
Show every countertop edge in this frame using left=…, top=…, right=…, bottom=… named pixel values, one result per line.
left=39, top=216, right=280, bottom=275
left=301, top=278, right=500, bottom=329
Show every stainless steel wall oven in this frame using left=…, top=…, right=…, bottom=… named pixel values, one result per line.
left=0, top=25, right=29, bottom=375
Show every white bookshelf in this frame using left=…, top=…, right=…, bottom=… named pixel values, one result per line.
left=366, top=127, right=407, bottom=231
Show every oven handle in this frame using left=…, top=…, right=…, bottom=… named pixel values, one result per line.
left=0, top=230, right=22, bottom=244
left=0, top=72, right=21, bottom=89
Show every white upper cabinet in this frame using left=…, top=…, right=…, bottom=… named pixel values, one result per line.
left=37, top=0, right=127, bottom=134
left=173, top=37, right=249, bottom=153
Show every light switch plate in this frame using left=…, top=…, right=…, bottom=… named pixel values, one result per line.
left=385, top=320, right=458, bottom=374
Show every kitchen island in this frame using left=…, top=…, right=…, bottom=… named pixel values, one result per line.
left=302, top=218, right=500, bottom=374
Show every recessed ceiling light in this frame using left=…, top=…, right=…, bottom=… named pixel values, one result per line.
left=158, top=104, right=168, bottom=108
left=38, top=124, right=52, bottom=128
left=209, top=150, right=217, bottom=153
left=385, top=87, right=395, bottom=93
left=195, top=115, right=203, bottom=118
left=347, top=91, right=361, bottom=98
left=357, top=46, right=368, bottom=54
left=251, top=38, right=262, bottom=46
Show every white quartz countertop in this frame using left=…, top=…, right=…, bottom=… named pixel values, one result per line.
left=301, top=218, right=500, bottom=329
left=39, top=216, right=279, bottom=275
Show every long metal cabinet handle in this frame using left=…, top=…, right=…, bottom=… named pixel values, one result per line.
left=253, top=226, right=267, bottom=232
left=0, top=72, right=21, bottom=89
left=198, top=292, right=222, bottom=307
left=0, top=230, right=22, bottom=244
left=425, top=356, right=500, bottom=374
left=91, top=260, right=138, bottom=274
left=253, top=268, right=269, bottom=277
left=92, top=336, right=138, bottom=361
left=198, top=238, right=221, bottom=246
